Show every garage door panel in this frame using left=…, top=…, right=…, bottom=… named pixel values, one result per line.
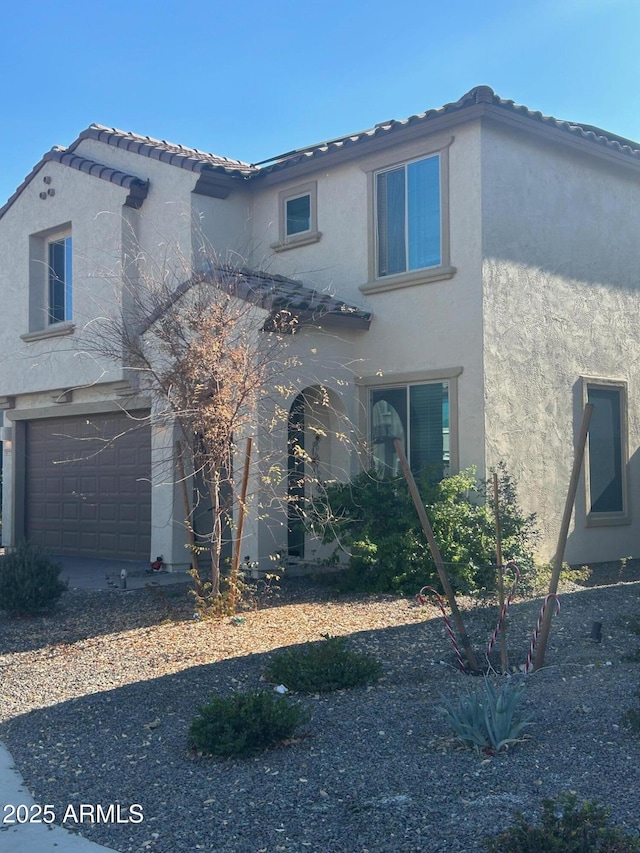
left=26, top=411, right=151, bottom=560
left=45, top=502, right=61, bottom=520
left=45, top=477, right=62, bottom=495
left=98, top=532, right=117, bottom=552
left=100, top=505, right=117, bottom=522
left=62, top=503, right=79, bottom=521
left=119, top=504, right=138, bottom=522
left=80, top=504, right=98, bottom=521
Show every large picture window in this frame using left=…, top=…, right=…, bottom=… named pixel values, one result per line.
left=585, top=380, right=628, bottom=523
left=370, top=381, right=449, bottom=478
left=376, top=154, right=441, bottom=277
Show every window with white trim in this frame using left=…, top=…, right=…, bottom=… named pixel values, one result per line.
left=47, top=235, right=72, bottom=324
left=585, top=380, right=629, bottom=523
left=370, top=381, right=449, bottom=478
left=376, top=154, right=441, bottom=277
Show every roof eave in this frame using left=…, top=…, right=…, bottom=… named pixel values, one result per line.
left=254, top=96, right=640, bottom=185
left=480, top=104, right=640, bottom=175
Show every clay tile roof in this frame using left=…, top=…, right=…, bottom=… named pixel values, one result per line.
left=0, top=148, right=150, bottom=221
left=255, top=85, right=640, bottom=174
left=142, top=265, right=372, bottom=334
left=218, top=266, right=372, bottom=328
left=74, top=124, right=258, bottom=178
left=4, top=86, right=640, bottom=221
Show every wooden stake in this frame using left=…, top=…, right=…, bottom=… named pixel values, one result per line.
left=176, top=441, right=199, bottom=575
left=394, top=439, right=480, bottom=673
left=493, top=472, right=508, bottom=673
left=229, top=437, right=253, bottom=614
left=534, top=403, right=593, bottom=671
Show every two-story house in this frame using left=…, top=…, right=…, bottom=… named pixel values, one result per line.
left=1, top=85, right=639, bottom=573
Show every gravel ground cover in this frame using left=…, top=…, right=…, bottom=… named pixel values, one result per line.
left=1, top=576, right=639, bottom=852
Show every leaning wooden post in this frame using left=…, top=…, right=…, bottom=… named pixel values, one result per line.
left=229, top=437, right=253, bottom=614
left=493, top=472, right=509, bottom=673
left=394, top=439, right=480, bottom=673
left=534, top=403, right=593, bottom=671
left=176, top=441, right=199, bottom=576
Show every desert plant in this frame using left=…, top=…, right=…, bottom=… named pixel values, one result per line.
left=440, top=676, right=531, bottom=753
left=189, top=690, right=309, bottom=757
left=484, top=792, right=640, bottom=852
left=0, top=541, right=67, bottom=615
left=312, top=466, right=538, bottom=596
left=263, top=634, right=382, bottom=693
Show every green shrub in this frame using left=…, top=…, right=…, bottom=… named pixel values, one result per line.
left=189, top=690, right=309, bottom=757
left=0, top=541, right=67, bottom=615
left=440, top=676, right=531, bottom=753
left=485, top=793, right=640, bottom=852
left=263, top=634, right=382, bottom=693
left=313, top=464, right=537, bottom=596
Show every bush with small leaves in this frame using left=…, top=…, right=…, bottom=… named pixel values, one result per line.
left=263, top=634, right=382, bottom=693
left=440, top=676, right=531, bottom=753
left=0, top=541, right=67, bottom=616
left=312, top=465, right=538, bottom=596
left=484, top=793, right=640, bottom=852
left=189, top=690, right=310, bottom=758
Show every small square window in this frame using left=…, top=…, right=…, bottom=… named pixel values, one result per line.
left=272, top=181, right=321, bottom=252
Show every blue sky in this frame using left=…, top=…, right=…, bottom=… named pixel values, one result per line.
left=1, top=0, right=639, bottom=205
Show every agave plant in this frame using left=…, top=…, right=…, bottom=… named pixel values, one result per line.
left=440, top=676, right=532, bottom=753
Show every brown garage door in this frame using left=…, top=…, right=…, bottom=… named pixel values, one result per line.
left=25, top=410, right=151, bottom=560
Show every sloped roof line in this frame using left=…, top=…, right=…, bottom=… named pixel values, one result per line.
left=256, top=85, right=640, bottom=174
left=0, top=148, right=150, bottom=221
left=4, top=86, right=640, bottom=220
left=140, top=264, right=372, bottom=335
left=73, top=124, right=257, bottom=178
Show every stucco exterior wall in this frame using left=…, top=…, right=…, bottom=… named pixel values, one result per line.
left=191, top=191, right=254, bottom=268
left=74, top=138, right=194, bottom=275
left=481, top=120, right=640, bottom=564
left=249, top=123, right=486, bottom=477
left=0, top=161, right=133, bottom=396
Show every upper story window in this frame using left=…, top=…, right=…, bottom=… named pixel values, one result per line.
left=48, top=235, right=72, bottom=324
left=286, top=193, right=311, bottom=236
left=22, top=224, right=75, bottom=342
left=361, top=139, right=455, bottom=295
left=376, top=154, right=441, bottom=277
left=584, top=378, right=629, bottom=525
left=271, top=181, right=321, bottom=252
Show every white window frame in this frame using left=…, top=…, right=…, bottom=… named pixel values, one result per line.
left=582, top=377, right=630, bottom=526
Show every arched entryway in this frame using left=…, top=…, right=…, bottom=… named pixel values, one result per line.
left=286, top=386, right=350, bottom=560
left=287, top=392, right=306, bottom=557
